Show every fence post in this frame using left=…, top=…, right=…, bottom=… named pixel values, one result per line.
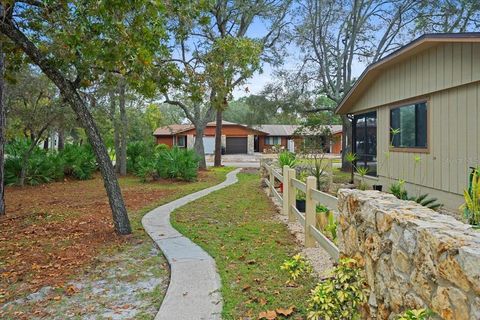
left=328, top=159, right=333, bottom=188
left=269, top=165, right=275, bottom=197
left=305, top=176, right=317, bottom=248
left=288, top=168, right=296, bottom=222
left=282, top=165, right=290, bottom=215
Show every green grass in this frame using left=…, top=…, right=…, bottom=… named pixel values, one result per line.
left=171, top=172, right=317, bottom=319
left=332, top=168, right=351, bottom=184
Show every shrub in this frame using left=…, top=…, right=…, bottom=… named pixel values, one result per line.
left=461, top=167, right=480, bottom=226
left=5, top=140, right=64, bottom=185
left=397, top=309, right=434, bottom=320
left=126, top=141, right=157, bottom=174
left=389, top=180, right=442, bottom=210
left=281, top=254, right=313, bottom=281
left=307, top=258, right=367, bottom=320
left=60, top=144, right=97, bottom=180
left=278, top=151, right=297, bottom=168
left=157, top=147, right=199, bottom=181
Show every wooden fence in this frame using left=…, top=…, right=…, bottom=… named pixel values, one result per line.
left=261, top=161, right=340, bottom=261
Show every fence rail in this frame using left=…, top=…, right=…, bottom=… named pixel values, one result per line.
left=261, top=160, right=339, bottom=261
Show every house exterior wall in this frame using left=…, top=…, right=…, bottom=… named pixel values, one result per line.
left=258, top=136, right=289, bottom=152
left=156, top=136, right=174, bottom=147
left=349, top=42, right=480, bottom=210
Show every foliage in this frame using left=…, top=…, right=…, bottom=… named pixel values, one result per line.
left=60, top=144, right=97, bottom=180
left=460, top=167, right=480, bottom=226
left=324, top=213, right=338, bottom=243
left=126, top=141, right=157, bottom=174
left=278, top=151, right=297, bottom=168
left=281, top=254, right=313, bottom=281
left=389, top=180, right=442, bottom=210
left=5, top=140, right=96, bottom=185
left=356, top=166, right=369, bottom=190
left=157, top=147, right=199, bottom=182
left=307, top=258, right=367, bottom=320
left=397, top=308, right=434, bottom=320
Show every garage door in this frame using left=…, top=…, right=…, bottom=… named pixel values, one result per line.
left=202, top=137, right=215, bottom=154
left=226, top=137, right=247, bottom=154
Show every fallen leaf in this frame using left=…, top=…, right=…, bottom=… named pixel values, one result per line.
left=276, top=306, right=295, bottom=316
left=258, top=310, right=277, bottom=320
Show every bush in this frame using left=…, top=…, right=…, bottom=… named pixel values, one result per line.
left=60, top=144, right=96, bottom=180
left=126, top=141, right=157, bottom=174
left=278, top=151, right=297, bottom=168
left=281, top=254, right=313, bottom=281
left=307, top=258, right=367, bottom=320
left=157, top=147, right=199, bottom=181
left=397, top=309, right=434, bottom=320
left=5, top=140, right=64, bottom=185
left=461, top=167, right=480, bottom=226
left=389, top=180, right=442, bottom=210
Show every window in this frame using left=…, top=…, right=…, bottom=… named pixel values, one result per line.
left=353, top=111, right=377, bottom=176
left=176, top=135, right=186, bottom=147
left=265, top=136, right=281, bottom=145
left=390, top=101, right=427, bottom=149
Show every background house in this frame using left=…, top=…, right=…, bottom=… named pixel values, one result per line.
left=336, top=33, right=480, bottom=210
left=153, top=122, right=343, bottom=155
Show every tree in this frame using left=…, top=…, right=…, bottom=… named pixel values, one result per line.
left=295, top=0, right=419, bottom=169
left=167, top=0, right=291, bottom=167
left=0, top=40, right=5, bottom=215
left=6, top=68, right=62, bottom=186
left=0, top=1, right=175, bottom=234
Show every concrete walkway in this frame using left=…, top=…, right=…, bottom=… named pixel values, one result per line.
left=142, top=169, right=241, bottom=320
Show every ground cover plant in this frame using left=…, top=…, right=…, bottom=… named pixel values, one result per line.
left=172, top=171, right=317, bottom=318
left=0, top=167, right=233, bottom=318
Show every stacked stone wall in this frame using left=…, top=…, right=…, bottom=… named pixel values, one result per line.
left=337, top=189, right=480, bottom=320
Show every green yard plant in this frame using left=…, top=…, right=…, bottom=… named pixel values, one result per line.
left=281, top=254, right=313, bottom=281
left=389, top=180, right=442, bottom=210
left=397, top=308, right=434, bottom=320
left=157, top=147, right=199, bottom=181
left=460, top=167, right=480, bottom=226
left=356, top=166, right=369, bottom=190
left=307, top=258, right=367, bottom=320
left=278, top=151, right=297, bottom=168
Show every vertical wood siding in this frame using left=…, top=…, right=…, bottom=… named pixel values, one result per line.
left=351, top=42, right=480, bottom=198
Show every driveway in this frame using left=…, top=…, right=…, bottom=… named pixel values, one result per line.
left=205, top=153, right=261, bottom=168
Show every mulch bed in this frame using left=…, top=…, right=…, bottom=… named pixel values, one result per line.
left=0, top=174, right=175, bottom=304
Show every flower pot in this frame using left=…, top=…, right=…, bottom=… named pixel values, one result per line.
left=373, top=184, right=383, bottom=191
left=296, top=199, right=306, bottom=213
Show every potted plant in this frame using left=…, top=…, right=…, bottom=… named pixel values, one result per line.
left=296, top=191, right=306, bottom=212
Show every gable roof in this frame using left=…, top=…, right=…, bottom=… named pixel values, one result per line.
left=154, top=121, right=266, bottom=136
left=336, top=32, right=480, bottom=115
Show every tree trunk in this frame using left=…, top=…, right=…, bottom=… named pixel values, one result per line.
left=341, top=115, right=352, bottom=172
left=109, top=91, right=121, bottom=174
left=194, top=124, right=207, bottom=169
left=43, top=137, right=49, bottom=150
left=118, top=80, right=127, bottom=176
left=0, top=42, right=5, bottom=215
left=57, top=128, right=64, bottom=150
left=214, top=109, right=222, bottom=167
left=0, top=20, right=132, bottom=234
left=19, top=141, right=37, bottom=186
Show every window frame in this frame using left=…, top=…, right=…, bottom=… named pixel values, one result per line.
left=176, top=135, right=186, bottom=147
left=389, top=98, right=430, bottom=154
left=265, top=136, right=282, bottom=145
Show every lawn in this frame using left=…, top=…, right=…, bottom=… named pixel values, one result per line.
left=172, top=171, right=317, bottom=319
left=0, top=167, right=233, bottom=318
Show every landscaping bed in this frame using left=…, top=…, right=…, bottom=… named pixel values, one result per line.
left=172, top=170, right=318, bottom=319
left=0, top=167, right=233, bottom=319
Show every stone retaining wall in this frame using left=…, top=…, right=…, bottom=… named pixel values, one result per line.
left=337, top=189, right=480, bottom=320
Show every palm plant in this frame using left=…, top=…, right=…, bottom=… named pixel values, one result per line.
left=278, top=151, right=297, bottom=168
left=461, top=168, right=480, bottom=226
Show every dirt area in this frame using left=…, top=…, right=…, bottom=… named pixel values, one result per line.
left=0, top=169, right=229, bottom=319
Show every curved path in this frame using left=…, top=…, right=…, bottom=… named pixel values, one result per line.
left=142, top=169, right=241, bottom=320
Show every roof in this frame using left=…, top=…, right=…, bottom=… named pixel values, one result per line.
left=336, top=32, right=480, bottom=115
left=254, top=124, right=343, bottom=136
left=154, top=121, right=265, bottom=136
left=154, top=122, right=343, bottom=136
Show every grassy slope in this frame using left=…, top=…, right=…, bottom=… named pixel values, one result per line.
left=172, top=173, right=317, bottom=319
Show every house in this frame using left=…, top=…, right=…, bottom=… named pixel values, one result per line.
left=153, top=121, right=343, bottom=154
left=336, top=33, right=480, bottom=210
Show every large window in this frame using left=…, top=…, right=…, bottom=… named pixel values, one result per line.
left=390, top=101, right=427, bottom=149
left=265, top=136, right=281, bottom=145
left=353, top=111, right=377, bottom=176
left=176, top=135, right=186, bottom=147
